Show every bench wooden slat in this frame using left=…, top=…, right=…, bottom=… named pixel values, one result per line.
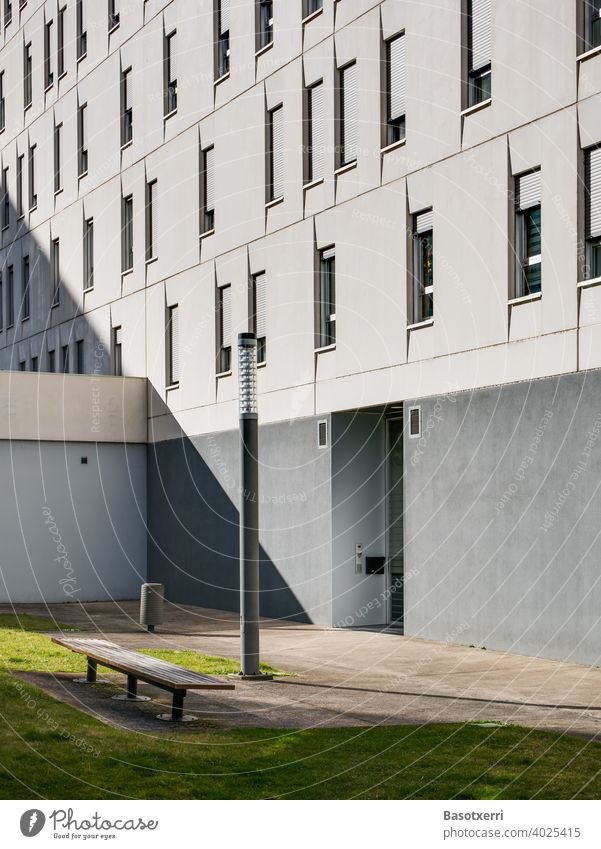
left=52, top=637, right=236, bottom=691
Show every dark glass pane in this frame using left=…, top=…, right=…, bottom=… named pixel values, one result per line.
left=419, top=232, right=433, bottom=290
left=525, top=262, right=541, bottom=295
left=591, top=240, right=601, bottom=278
left=525, top=206, right=541, bottom=258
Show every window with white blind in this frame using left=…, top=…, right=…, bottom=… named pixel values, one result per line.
left=218, top=284, right=232, bottom=373
left=413, top=209, right=434, bottom=323
left=78, top=103, right=88, bottom=176
left=252, top=272, right=267, bottom=364
left=164, top=31, right=177, bottom=115
left=83, top=217, right=93, bottom=290
left=216, top=0, right=230, bottom=78
left=268, top=105, right=284, bottom=201
left=386, top=33, right=406, bottom=146
left=515, top=169, right=542, bottom=297
left=318, top=247, right=335, bottom=348
left=585, top=1, right=601, bottom=50
left=201, top=145, right=215, bottom=234
left=121, top=67, right=133, bottom=146
left=122, top=195, right=133, bottom=273
left=167, top=304, right=179, bottom=386
left=586, top=147, right=601, bottom=279
left=339, top=62, right=358, bottom=167
left=54, top=123, right=62, bottom=193
left=146, top=180, right=158, bottom=261
left=307, top=81, right=325, bottom=183
left=468, top=0, right=492, bottom=106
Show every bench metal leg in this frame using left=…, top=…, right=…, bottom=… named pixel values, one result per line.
left=156, top=689, right=195, bottom=722
left=112, top=674, right=151, bottom=702
left=75, top=657, right=108, bottom=685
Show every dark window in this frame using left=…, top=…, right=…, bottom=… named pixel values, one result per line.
left=76, top=339, right=84, bottom=374
left=21, top=254, right=29, bottom=320
left=585, top=0, right=601, bottom=50
left=164, top=31, right=177, bottom=115
left=51, top=238, right=60, bottom=305
left=28, top=144, right=36, bottom=210
left=16, top=154, right=23, bottom=217
left=2, top=167, right=9, bottom=229
left=413, top=210, right=434, bottom=323
left=319, top=248, right=335, bottom=347
left=4, top=0, right=12, bottom=28
left=409, top=407, right=421, bottom=437
left=218, top=285, right=231, bottom=373
left=31, top=356, right=38, bottom=372
left=304, top=0, right=322, bottom=17
left=76, top=0, right=87, bottom=59
left=258, top=0, right=273, bottom=50
left=44, top=20, right=54, bottom=89
left=122, top=195, right=133, bottom=272
left=145, top=180, right=158, bottom=260
left=108, top=0, right=120, bottom=31
left=78, top=103, right=88, bottom=175
left=516, top=170, right=542, bottom=297
left=83, top=217, right=94, bottom=289
left=57, top=6, right=66, bottom=77
left=112, top=326, right=122, bottom=376
left=7, top=265, right=14, bottom=326
left=54, top=123, right=62, bottom=193
left=48, top=349, right=55, bottom=372
left=61, top=344, right=69, bottom=373
left=216, top=0, right=230, bottom=78
left=0, top=71, right=5, bottom=132
left=0, top=273, right=3, bottom=330
left=24, top=42, right=32, bottom=109
left=121, top=68, right=133, bottom=146
left=586, top=147, right=601, bottom=279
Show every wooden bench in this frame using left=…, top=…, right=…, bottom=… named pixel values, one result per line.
left=52, top=636, right=235, bottom=721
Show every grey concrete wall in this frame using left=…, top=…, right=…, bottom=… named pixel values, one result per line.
left=147, top=415, right=332, bottom=624
left=0, top=441, right=147, bottom=603
left=404, top=371, right=601, bottom=666
left=331, top=412, right=387, bottom=627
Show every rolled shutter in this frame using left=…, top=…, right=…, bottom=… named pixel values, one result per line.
left=342, top=62, right=358, bottom=162
left=220, top=0, right=230, bottom=34
left=205, top=146, right=215, bottom=212
left=587, top=147, right=601, bottom=239
left=221, top=285, right=232, bottom=348
left=169, top=305, right=179, bottom=384
left=309, top=82, right=325, bottom=180
left=124, top=69, right=132, bottom=108
left=254, top=273, right=267, bottom=339
left=270, top=106, right=284, bottom=199
left=470, top=0, right=492, bottom=71
left=517, top=170, right=541, bottom=211
left=169, top=33, right=177, bottom=81
left=389, top=34, right=406, bottom=121
left=415, top=209, right=433, bottom=233
left=321, top=246, right=335, bottom=261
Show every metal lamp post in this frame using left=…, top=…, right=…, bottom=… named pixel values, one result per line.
left=237, top=332, right=271, bottom=680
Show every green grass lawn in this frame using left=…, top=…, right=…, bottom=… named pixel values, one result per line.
left=0, top=614, right=600, bottom=800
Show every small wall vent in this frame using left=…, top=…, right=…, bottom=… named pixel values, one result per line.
left=318, top=419, right=328, bottom=448
left=409, top=406, right=421, bottom=438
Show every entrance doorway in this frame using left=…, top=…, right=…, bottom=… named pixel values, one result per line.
left=386, top=416, right=404, bottom=630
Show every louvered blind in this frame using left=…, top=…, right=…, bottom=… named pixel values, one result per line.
left=124, top=69, right=132, bottom=106
left=587, top=147, right=601, bottom=239
left=415, top=209, right=433, bottom=233
left=254, top=272, right=267, bottom=338
left=517, top=170, right=541, bottom=211
left=309, top=82, right=325, bottom=180
left=205, top=146, right=215, bottom=211
left=342, top=62, right=358, bottom=163
left=389, top=34, right=406, bottom=121
left=270, top=106, right=284, bottom=199
left=150, top=182, right=159, bottom=257
left=322, top=246, right=335, bottom=261
left=470, top=0, right=492, bottom=71
left=169, top=305, right=179, bottom=384
left=221, top=285, right=232, bottom=348
left=220, top=0, right=230, bottom=34
left=169, top=33, right=177, bottom=80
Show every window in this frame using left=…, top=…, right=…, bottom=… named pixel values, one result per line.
left=21, top=254, right=29, bottom=320
left=409, top=407, right=421, bottom=438
left=268, top=105, right=284, bottom=201
left=317, top=419, right=328, bottom=448
left=19, top=360, right=26, bottom=371
left=0, top=273, right=3, bottom=330
left=467, top=0, right=492, bottom=106
left=307, top=81, right=325, bottom=183
left=413, top=209, right=434, bottom=323
left=216, top=0, right=230, bottom=78
left=515, top=170, right=542, bottom=297
left=252, top=272, right=267, bottom=364
left=318, top=247, right=335, bottom=348
left=7, top=265, right=14, bottom=326
left=31, top=356, right=38, bottom=372
left=258, top=0, right=273, bottom=50
left=61, top=344, right=69, bottom=373
left=4, top=0, right=11, bottom=28
left=304, top=0, right=322, bottom=17
left=218, top=285, right=232, bottom=373
left=585, top=1, right=601, bottom=50
left=76, top=0, right=87, bottom=60
left=108, top=0, right=120, bottom=31
left=112, top=326, right=122, bottom=376
left=122, top=195, right=133, bottom=272
left=339, top=62, right=358, bottom=167
left=386, top=34, right=406, bottom=145
left=44, top=20, right=54, bottom=89
left=145, top=180, right=158, bottom=260
left=0, top=71, right=5, bottom=132
left=57, top=6, right=66, bottom=77
left=167, top=305, right=179, bottom=386
left=78, top=103, right=88, bottom=176
left=76, top=340, right=84, bottom=374
left=586, top=147, right=601, bottom=279
left=164, top=31, right=177, bottom=115
left=2, top=167, right=8, bottom=229
left=48, top=348, right=55, bottom=372
left=24, top=42, right=32, bottom=110
left=54, top=123, right=62, bottom=193
left=28, top=144, right=36, bottom=210
left=51, top=238, right=60, bottom=305
left=83, top=217, right=94, bottom=289
left=121, top=67, right=133, bottom=146
left=201, top=145, right=215, bottom=233
left=16, top=154, right=23, bottom=217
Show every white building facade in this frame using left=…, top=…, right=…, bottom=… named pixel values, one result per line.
left=1, top=0, right=601, bottom=665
